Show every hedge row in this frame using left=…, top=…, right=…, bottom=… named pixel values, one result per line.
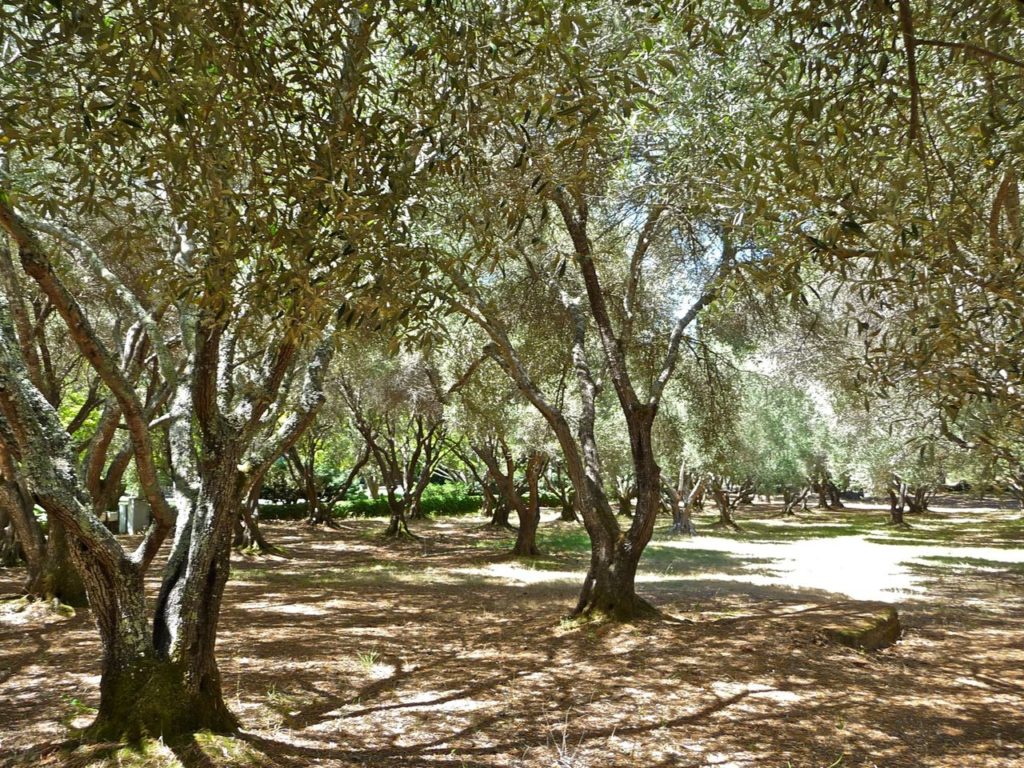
left=256, top=483, right=571, bottom=522
left=258, top=483, right=484, bottom=522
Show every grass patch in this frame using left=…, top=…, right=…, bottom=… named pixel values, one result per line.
left=642, top=545, right=781, bottom=576
left=913, top=555, right=1024, bottom=575
left=682, top=514, right=881, bottom=542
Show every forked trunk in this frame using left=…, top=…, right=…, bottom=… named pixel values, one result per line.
left=827, top=481, right=845, bottom=509
left=572, top=518, right=658, bottom=621
left=151, top=462, right=244, bottom=738
left=905, top=485, right=932, bottom=515
left=382, top=494, right=413, bottom=538
left=782, top=486, right=809, bottom=517
left=235, top=486, right=275, bottom=553
left=887, top=479, right=909, bottom=527
left=572, top=414, right=662, bottom=621
left=814, top=481, right=830, bottom=509
left=710, top=478, right=741, bottom=531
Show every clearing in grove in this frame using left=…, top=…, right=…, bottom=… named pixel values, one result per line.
left=1, top=499, right=1022, bottom=768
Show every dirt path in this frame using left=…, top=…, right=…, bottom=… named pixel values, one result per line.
left=1, top=510, right=1022, bottom=768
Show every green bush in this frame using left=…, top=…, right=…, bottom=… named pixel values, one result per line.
left=257, top=502, right=309, bottom=521
left=258, top=482, right=483, bottom=521
left=537, top=491, right=563, bottom=508
left=339, top=496, right=391, bottom=518
left=335, top=482, right=483, bottom=518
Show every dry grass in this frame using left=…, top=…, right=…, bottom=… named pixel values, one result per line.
left=1, top=504, right=1022, bottom=767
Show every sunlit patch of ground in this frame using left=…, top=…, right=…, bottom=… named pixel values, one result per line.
left=0, top=499, right=1022, bottom=767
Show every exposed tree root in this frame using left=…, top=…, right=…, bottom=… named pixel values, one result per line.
left=708, top=519, right=743, bottom=532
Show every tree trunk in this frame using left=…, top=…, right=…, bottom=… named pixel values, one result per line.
left=33, top=519, right=88, bottom=606
left=669, top=472, right=702, bottom=536
left=302, top=459, right=319, bottom=525
left=814, top=480, right=830, bottom=509
left=710, top=477, right=742, bottom=531
left=489, top=493, right=511, bottom=527
left=87, top=564, right=232, bottom=742
left=572, top=521, right=658, bottom=621
left=559, top=497, right=578, bottom=522
left=826, top=480, right=845, bottom=509
left=151, top=460, right=244, bottom=738
left=782, top=486, right=810, bottom=516
left=313, top=444, right=369, bottom=527
left=0, top=506, right=20, bottom=566
left=617, top=493, right=632, bottom=518
left=545, top=466, right=578, bottom=522
left=234, top=483, right=276, bottom=553
left=905, top=485, right=932, bottom=515
left=614, top=476, right=635, bottom=518
left=511, top=453, right=543, bottom=556
left=888, top=477, right=909, bottom=527
left=383, top=498, right=412, bottom=537
left=364, top=469, right=380, bottom=500
left=571, top=403, right=662, bottom=621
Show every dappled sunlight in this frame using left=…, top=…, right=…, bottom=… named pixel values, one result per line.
left=2, top=512, right=1023, bottom=767
left=655, top=534, right=930, bottom=601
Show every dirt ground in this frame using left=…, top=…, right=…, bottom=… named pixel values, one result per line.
left=1, top=502, right=1022, bottom=768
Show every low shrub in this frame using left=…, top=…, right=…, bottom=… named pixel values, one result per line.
left=258, top=482, right=483, bottom=521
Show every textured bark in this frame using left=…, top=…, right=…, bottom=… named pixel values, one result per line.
left=888, top=476, right=909, bottom=527
left=905, top=485, right=933, bottom=515
left=669, top=469, right=702, bottom=536
left=34, top=519, right=88, bottom=606
left=512, top=452, right=544, bottom=556
left=445, top=196, right=728, bottom=620
left=476, top=443, right=540, bottom=556
left=709, top=476, right=743, bottom=531
left=782, top=486, right=811, bottom=516
left=152, top=452, right=244, bottom=737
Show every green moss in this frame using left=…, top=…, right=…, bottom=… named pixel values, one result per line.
left=84, top=658, right=238, bottom=744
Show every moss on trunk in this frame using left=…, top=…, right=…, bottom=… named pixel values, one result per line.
left=87, top=658, right=238, bottom=742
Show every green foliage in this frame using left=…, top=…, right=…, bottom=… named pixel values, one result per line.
left=257, top=482, right=482, bottom=521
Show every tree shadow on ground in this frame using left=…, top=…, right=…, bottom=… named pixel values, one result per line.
left=2, top=513, right=1023, bottom=767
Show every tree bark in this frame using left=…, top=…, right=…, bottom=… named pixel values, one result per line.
left=710, top=476, right=742, bottom=531
left=34, top=518, right=88, bottom=606
left=888, top=476, right=909, bottom=527
left=512, top=452, right=544, bottom=556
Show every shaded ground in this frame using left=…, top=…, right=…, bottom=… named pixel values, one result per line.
left=1, top=500, right=1022, bottom=767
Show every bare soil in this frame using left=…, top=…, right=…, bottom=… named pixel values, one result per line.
left=1, top=503, right=1022, bottom=768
